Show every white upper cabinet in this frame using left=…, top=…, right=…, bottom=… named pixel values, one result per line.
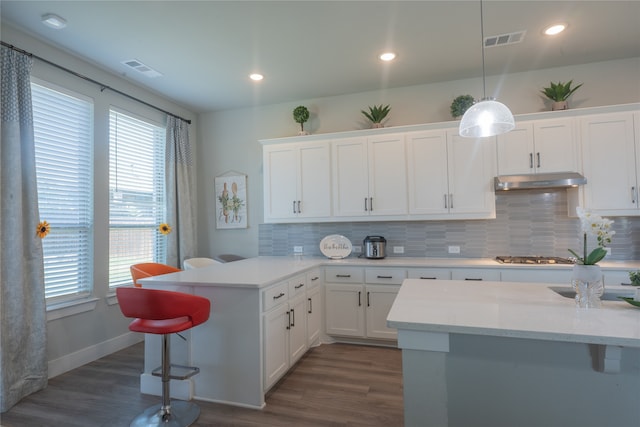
left=407, top=129, right=496, bottom=219
left=263, top=142, right=331, bottom=222
left=332, top=133, right=408, bottom=217
left=496, top=118, right=577, bottom=175
left=580, top=112, right=639, bottom=215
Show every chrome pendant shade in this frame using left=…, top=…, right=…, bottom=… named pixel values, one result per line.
left=459, top=1, right=515, bottom=138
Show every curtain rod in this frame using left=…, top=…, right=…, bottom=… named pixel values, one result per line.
left=1, top=41, right=191, bottom=125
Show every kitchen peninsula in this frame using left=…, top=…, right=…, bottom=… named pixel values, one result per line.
left=139, top=256, right=640, bottom=415
left=387, top=279, right=640, bottom=427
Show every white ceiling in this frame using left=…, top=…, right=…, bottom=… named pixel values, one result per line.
left=2, top=1, right=639, bottom=113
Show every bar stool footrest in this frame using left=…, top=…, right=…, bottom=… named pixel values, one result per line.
left=151, top=364, right=200, bottom=380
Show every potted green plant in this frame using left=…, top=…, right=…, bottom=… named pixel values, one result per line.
left=293, top=105, right=310, bottom=135
left=541, top=80, right=583, bottom=111
left=450, top=95, right=475, bottom=119
left=629, top=271, right=640, bottom=302
left=361, top=104, right=391, bottom=128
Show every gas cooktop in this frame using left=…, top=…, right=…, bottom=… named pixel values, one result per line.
left=495, top=256, right=575, bottom=265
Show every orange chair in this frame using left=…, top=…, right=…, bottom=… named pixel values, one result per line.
left=130, top=262, right=181, bottom=287
left=116, top=287, right=210, bottom=426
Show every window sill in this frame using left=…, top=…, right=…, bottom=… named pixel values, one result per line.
left=46, top=297, right=99, bottom=321
left=106, top=291, right=119, bottom=306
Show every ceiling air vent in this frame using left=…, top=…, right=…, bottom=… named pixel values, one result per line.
left=121, top=59, right=163, bottom=78
left=484, top=30, right=526, bottom=48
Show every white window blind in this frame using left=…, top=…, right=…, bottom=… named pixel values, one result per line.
left=109, top=110, right=166, bottom=287
left=32, top=82, right=94, bottom=301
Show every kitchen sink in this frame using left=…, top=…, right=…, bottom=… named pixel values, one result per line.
left=549, top=286, right=634, bottom=301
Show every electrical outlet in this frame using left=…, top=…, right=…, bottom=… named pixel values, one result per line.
left=448, top=245, right=461, bottom=254
left=353, top=245, right=362, bottom=253
left=293, top=246, right=304, bottom=254
left=393, top=246, right=405, bottom=254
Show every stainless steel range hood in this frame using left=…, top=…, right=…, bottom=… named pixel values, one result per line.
left=494, top=172, right=587, bottom=191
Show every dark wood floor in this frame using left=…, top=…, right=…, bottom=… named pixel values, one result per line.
left=1, top=342, right=403, bottom=427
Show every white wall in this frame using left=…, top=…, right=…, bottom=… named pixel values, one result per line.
left=198, top=57, right=640, bottom=258
left=1, top=25, right=196, bottom=374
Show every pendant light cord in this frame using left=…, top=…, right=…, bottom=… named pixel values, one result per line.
left=480, top=0, right=487, bottom=99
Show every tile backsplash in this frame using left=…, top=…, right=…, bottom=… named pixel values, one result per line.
left=258, top=189, right=640, bottom=260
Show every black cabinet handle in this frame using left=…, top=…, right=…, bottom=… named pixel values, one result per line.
left=358, top=291, right=362, bottom=307
left=529, top=152, right=533, bottom=169
left=290, top=308, right=295, bottom=327
left=369, top=197, right=373, bottom=211
left=367, top=291, right=370, bottom=307
left=294, top=283, right=304, bottom=289
left=420, top=276, right=437, bottom=280
left=286, top=310, right=290, bottom=330
left=297, top=200, right=301, bottom=213
left=311, top=276, right=319, bottom=281
left=273, top=292, right=285, bottom=300
left=364, top=198, right=368, bottom=211
left=308, top=297, right=312, bottom=314
left=536, top=152, right=541, bottom=168
left=464, top=278, right=483, bottom=281
left=336, top=274, right=351, bottom=278
left=292, top=201, right=296, bottom=214
left=377, top=275, right=393, bottom=279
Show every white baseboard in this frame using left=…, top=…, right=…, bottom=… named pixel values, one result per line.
left=48, top=332, right=143, bottom=379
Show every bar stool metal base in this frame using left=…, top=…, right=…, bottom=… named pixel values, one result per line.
left=130, top=400, right=200, bottom=427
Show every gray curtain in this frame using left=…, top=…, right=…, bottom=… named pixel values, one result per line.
left=165, top=115, right=197, bottom=267
left=0, top=46, right=47, bottom=412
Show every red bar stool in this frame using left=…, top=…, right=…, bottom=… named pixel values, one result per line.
left=130, top=263, right=181, bottom=287
left=116, top=287, right=211, bottom=427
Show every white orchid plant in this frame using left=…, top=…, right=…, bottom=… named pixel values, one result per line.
left=568, top=207, right=615, bottom=265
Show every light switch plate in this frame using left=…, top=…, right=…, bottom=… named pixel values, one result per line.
left=393, top=246, right=405, bottom=254
left=448, top=245, right=460, bottom=254
left=293, top=246, right=303, bottom=253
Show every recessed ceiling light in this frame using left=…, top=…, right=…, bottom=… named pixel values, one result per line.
left=544, top=23, right=566, bottom=36
left=41, top=13, right=67, bottom=30
left=249, top=73, right=264, bottom=81
left=379, top=52, right=397, bottom=62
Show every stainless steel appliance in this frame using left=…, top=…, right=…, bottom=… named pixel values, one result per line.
left=495, top=256, right=574, bottom=265
left=363, top=235, right=386, bottom=259
left=494, top=172, right=587, bottom=191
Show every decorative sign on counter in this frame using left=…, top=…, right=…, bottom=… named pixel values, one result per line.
left=320, top=234, right=352, bottom=259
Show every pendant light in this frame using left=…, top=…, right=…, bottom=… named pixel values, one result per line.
left=459, top=0, right=515, bottom=138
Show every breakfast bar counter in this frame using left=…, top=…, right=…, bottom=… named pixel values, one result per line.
left=387, top=279, right=640, bottom=427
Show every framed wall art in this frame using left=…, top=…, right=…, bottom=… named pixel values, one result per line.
left=215, top=172, right=247, bottom=229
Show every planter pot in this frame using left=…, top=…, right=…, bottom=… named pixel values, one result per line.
left=372, top=123, right=384, bottom=129
left=571, top=264, right=603, bottom=308
left=634, top=287, right=640, bottom=302
left=552, top=101, right=568, bottom=111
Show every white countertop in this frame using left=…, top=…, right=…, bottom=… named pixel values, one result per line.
left=387, top=279, right=640, bottom=347
left=140, top=256, right=640, bottom=288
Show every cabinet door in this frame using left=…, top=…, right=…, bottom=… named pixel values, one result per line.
left=263, top=146, right=298, bottom=220
left=368, top=133, right=408, bottom=216
left=533, top=118, right=577, bottom=173
left=288, top=295, right=308, bottom=365
left=306, top=286, right=322, bottom=346
left=406, top=130, right=449, bottom=215
left=581, top=113, right=638, bottom=214
left=325, top=283, right=365, bottom=337
left=263, top=303, right=289, bottom=390
left=332, top=137, right=369, bottom=216
left=365, top=285, right=400, bottom=340
left=298, top=143, right=332, bottom=218
left=496, top=122, right=534, bottom=175
left=447, top=132, right=496, bottom=217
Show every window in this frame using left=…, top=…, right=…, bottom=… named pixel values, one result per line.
left=109, top=110, right=166, bottom=288
left=32, top=81, right=94, bottom=301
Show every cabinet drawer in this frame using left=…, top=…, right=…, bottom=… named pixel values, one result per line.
left=325, top=267, right=364, bottom=283
left=288, top=274, right=307, bottom=298
left=365, top=268, right=406, bottom=284
left=407, top=268, right=451, bottom=280
left=306, top=268, right=322, bottom=289
left=451, top=268, right=501, bottom=281
left=263, top=281, right=289, bottom=312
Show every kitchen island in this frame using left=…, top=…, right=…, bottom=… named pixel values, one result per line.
left=387, top=279, right=640, bottom=427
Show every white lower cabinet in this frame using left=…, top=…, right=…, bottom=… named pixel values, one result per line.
left=263, top=275, right=309, bottom=391
left=325, top=267, right=403, bottom=340
left=451, top=268, right=501, bottom=281
left=306, top=269, right=323, bottom=346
